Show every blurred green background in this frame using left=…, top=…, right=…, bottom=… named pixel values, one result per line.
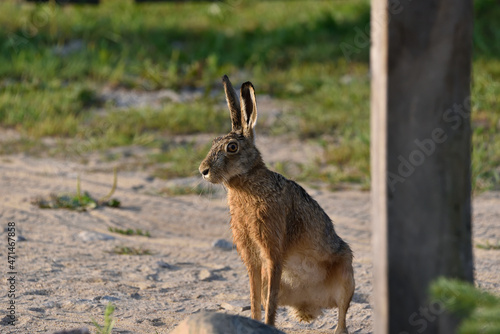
left=0, top=0, right=498, bottom=191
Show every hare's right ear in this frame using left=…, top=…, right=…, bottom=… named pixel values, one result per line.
left=240, top=81, right=257, bottom=140
left=222, top=75, right=242, bottom=132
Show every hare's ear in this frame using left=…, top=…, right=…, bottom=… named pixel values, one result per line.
left=240, top=81, right=258, bottom=140
left=222, top=75, right=242, bottom=132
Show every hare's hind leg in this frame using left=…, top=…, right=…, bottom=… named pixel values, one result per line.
left=335, top=298, right=351, bottom=334
left=333, top=261, right=354, bottom=334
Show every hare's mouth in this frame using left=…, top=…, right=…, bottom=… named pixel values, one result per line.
left=201, top=172, right=220, bottom=184
left=203, top=177, right=221, bottom=185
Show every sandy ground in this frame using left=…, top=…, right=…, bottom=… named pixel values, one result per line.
left=0, top=153, right=498, bottom=334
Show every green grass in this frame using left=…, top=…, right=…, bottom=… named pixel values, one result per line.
left=91, top=101, right=230, bottom=141
left=475, top=240, right=500, bottom=250
left=430, top=277, right=500, bottom=334
left=31, top=171, right=120, bottom=211
left=108, top=227, right=150, bottom=237
left=0, top=136, right=45, bottom=155
left=92, top=303, right=116, bottom=334
left=471, top=60, right=500, bottom=192
left=32, top=192, right=118, bottom=211
left=112, top=246, right=152, bottom=256
left=0, top=0, right=498, bottom=191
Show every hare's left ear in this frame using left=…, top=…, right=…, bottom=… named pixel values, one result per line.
left=222, top=75, right=242, bottom=133
left=240, top=82, right=258, bottom=140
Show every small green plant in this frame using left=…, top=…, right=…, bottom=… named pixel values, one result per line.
left=111, top=246, right=152, bottom=256
left=77, top=87, right=102, bottom=109
left=475, top=240, right=500, bottom=250
left=108, top=227, right=150, bottom=237
left=430, top=277, right=500, bottom=334
left=92, top=303, right=116, bottom=334
left=32, top=169, right=120, bottom=211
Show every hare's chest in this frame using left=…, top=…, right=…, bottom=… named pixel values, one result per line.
left=229, top=200, right=256, bottom=225
left=228, top=201, right=272, bottom=248
left=229, top=204, right=263, bottom=238
left=228, top=194, right=261, bottom=225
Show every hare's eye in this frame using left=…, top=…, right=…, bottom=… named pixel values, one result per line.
left=226, top=142, right=238, bottom=153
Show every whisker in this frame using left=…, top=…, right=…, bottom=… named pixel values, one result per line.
left=221, top=175, right=229, bottom=192
left=197, top=177, right=212, bottom=200
left=191, top=178, right=202, bottom=191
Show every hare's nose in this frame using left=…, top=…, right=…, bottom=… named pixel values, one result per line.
left=201, top=168, right=209, bottom=176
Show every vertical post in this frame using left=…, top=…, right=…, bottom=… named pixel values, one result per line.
left=370, top=0, right=388, bottom=332
left=370, top=0, right=474, bottom=333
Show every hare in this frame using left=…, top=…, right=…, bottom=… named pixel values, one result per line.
left=199, top=75, right=355, bottom=334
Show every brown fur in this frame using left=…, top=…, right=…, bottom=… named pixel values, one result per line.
left=199, top=75, right=355, bottom=333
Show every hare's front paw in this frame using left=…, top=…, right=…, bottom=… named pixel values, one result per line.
left=334, top=327, right=349, bottom=334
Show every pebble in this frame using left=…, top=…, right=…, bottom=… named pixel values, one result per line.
left=100, top=296, right=120, bottom=302
left=157, top=260, right=174, bottom=269
left=131, top=292, right=142, bottom=300
left=43, top=301, right=57, bottom=309
left=52, top=329, right=90, bottom=334
left=170, top=312, right=285, bottom=334
left=212, top=239, right=234, bottom=251
left=149, top=318, right=166, bottom=327
left=26, top=289, right=51, bottom=296
left=28, top=307, right=45, bottom=313
left=220, top=300, right=251, bottom=312
left=198, top=269, right=215, bottom=281
left=76, top=231, right=115, bottom=242
left=3, top=226, right=27, bottom=241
